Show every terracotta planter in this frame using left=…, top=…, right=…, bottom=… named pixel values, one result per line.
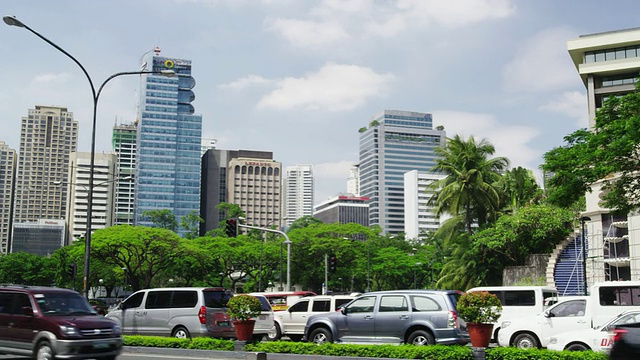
left=232, top=319, right=256, bottom=341
left=467, top=322, right=493, bottom=348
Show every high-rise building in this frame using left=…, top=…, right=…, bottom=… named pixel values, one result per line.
left=112, top=123, right=137, bottom=225
left=12, top=219, right=65, bottom=256
left=346, top=164, right=360, bottom=197
left=283, top=165, right=314, bottom=228
left=566, top=28, right=640, bottom=286
left=403, top=170, right=446, bottom=240
left=358, top=110, right=445, bottom=234
left=200, top=150, right=280, bottom=234
left=0, top=141, right=17, bottom=253
left=12, top=105, right=78, bottom=227
left=134, top=48, right=203, bottom=235
left=313, top=194, right=369, bottom=227
left=65, top=152, right=117, bottom=243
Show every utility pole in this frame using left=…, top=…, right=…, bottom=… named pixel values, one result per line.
left=324, top=253, right=328, bottom=295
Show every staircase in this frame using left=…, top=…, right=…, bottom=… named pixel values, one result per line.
left=547, top=234, right=586, bottom=296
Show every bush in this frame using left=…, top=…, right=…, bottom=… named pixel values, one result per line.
left=457, top=291, right=502, bottom=324
left=226, top=294, right=262, bottom=321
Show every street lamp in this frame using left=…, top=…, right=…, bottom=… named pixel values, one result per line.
left=580, top=216, right=591, bottom=296
left=4, top=15, right=175, bottom=298
left=280, top=239, right=292, bottom=291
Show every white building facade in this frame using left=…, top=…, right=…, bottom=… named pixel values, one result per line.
left=404, top=170, right=445, bottom=240
left=283, top=165, right=314, bottom=228
left=0, top=141, right=16, bottom=253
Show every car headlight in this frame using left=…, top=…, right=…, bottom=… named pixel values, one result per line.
left=113, top=323, right=122, bottom=336
left=59, top=325, right=80, bottom=337
left=501, top=321, right=511, bottom=329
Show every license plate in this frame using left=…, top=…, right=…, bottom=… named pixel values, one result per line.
left=259, top=315, right=266, bottom=320
left=94, top=343, right=110, bottom=350
left=217, top=321, right=230, bottom=327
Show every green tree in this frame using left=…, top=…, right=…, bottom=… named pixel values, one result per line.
left=180, top=210, right=204, bottom=239
left=542, top=87, right=640, bottom=213
left=0, top=252, right=56, bottom=286
left=287, top=215, right=323, bottom=231
left=142, top=209, right=178, bottom=231
left=430, top=135, right=509, bottom=234
left=497, top=166, right=542, bottom=214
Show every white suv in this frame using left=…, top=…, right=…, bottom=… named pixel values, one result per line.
left=268, top=294, right=356, bottom=341
left=250, top=295, right=275, bottom=341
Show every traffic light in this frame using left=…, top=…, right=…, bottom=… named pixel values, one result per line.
left=225, top=218, right=238, bottom=237
left=329, top=254, right=337, bottom=273
left=67, top=263, right=76, bottom=278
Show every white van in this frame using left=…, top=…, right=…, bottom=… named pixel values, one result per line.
left=467, top=286, right=558, bottom=341
left=106, top=287, right=235, bottom=338
left=498, top=281, right=640, bottom=349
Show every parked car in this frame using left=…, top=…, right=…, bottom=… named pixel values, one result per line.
left=610, top=322, right=640, bottom=359
left=249, top=294, right=275, bottom=341
left=269, top=294, right=356, bottom=341
left=303, top=290, right=468, bottom=346
left=547, top=309, right=640, bottom=352
left=106, top=287, right=235, bottom=338
left=0, top=284, right=122, bottom=359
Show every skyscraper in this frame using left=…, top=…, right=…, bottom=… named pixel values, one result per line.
left=404, top=170, right=445, bottom=239
left=134, top=48, right=202, bottom=234
left=0, top=141, right=17, bottom=253
left=13, top=105, right=78, bottom=224
left=359, top=110, right=445, bottom=234
left=283, top=165, right=314, bottom=228
left=112, top=123, right=137, bottom=225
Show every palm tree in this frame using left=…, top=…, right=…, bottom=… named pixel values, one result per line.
left=430, top=135, right=509, bottom=234
left=497, top=166, right=542, bottom=215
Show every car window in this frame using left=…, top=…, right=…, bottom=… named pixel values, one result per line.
left=411, top=295, right=441, bottom=312
left=346, top=296, right=376, bottom=314
left=289, top=300, right=309, bottom=312
left=172, top=291, right=198, bottom=308
left=504, top=291, right=535, bottom=306
left=550, top=300, right=586, bottom=317
left=335, top=298, right=352, bottom=310
left=123, top=292, right=144, bottom=309
left=146, top=291, right=172, bottom=309
left=0, top=293, right=13, bottom=314
left=11, top=294, right=32, bottom=315
left=312, top=300, right=330, bottom=312
left=379, top=295, right=408, bottom=312
left=203, top=290, right=232, bottom=308
left=613, top=312, right=640, bottom=325
left=254, top=296, right=272, bottom=311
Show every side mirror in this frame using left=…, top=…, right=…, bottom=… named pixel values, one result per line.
left=341, top=307, right=348, bottom=315
left=544, top=310, right=555, bottom=318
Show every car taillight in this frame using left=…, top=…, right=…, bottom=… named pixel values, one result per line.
left=612, top=328, right=628, bottom=343
left=198, top=306, right=206, bottom=324
left=448, top=310, right=458, bottom=328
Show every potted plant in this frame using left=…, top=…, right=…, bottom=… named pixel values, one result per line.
left=457, top=291, right=502, bottom=348
left=225, top=294, right=262, bottom=341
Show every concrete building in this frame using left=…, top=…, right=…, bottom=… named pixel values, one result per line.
left=12, top=106, right=78, bottom=249
left=65, top=152, right=117, bottom=243
left=200, top=150, right=281, bottom=234
left=283, top=165, right=314, bottom=228
left=565, top=27, right=640, bottom=289
left=358, top=110, right=445, bottom=234
left=346, top=164, right=360, bottom=197
left=0, top=141, right=17, bottom=253
left=313, top=194, right=369, bottom=227
left=11, top=219, right=65, bottom=256
left=112, top=123, right=137, bottom=225
left=134, top=47, right=202, bottom=235
left=404, top=170, right=445, bottom=240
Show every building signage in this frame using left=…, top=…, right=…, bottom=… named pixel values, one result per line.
left=244, top=161, right=273, bottom=167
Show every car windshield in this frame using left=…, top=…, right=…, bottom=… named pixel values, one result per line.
left=34, top=292, right=95, bottom=316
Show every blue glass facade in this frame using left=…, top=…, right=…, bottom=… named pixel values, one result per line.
left=359, top=110, right=444, bottom=235
left=134, top=52, right=202, bottom=235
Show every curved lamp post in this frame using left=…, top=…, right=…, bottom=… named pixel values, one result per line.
left=4, top=15, right=174, bottom=298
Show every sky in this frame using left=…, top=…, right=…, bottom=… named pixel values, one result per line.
left=1, top=0, right=639, bottom=205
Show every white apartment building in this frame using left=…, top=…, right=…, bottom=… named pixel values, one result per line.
left=0, top=141, right=17, bottom=253
left=346, top=164, right=360, bottom=197
left=404, top=170, right=445, bottom=240
left=283, top=165, right=314, bottom=228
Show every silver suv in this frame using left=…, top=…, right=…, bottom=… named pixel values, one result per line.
left=304, top=290, right=468, bottom=346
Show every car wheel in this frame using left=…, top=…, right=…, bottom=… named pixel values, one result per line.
left=35, top=340, right=54, bottom=360
left=309, top=328, right=333, bottom=344
left=566, top=342, right=590, bottom=351
left=288, top=334, right=303, bottom=342
left=172, top=326, right=191, bottom=339
left=267, top=323, right=282, bottom=341
left=513, top=333, right=539, bottom=349
left=407, top=329, right=435, bottom=346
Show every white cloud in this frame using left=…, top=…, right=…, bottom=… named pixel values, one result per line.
left=396, top=0, right=515, bottom=27
left=32, top=72, right=72, bottom=84
left=218, top=75, right=272, bottom=90
left=540, top=91, right=588, bottom=128
left=312, top=160, right=356, bottom=203
left=266, top=18, right=349, bottom=48
left=502, top=27, right=579, bottom=93
left=257, top=63, right=395, bottom=111
left=433, top=110, right=541, bottom=168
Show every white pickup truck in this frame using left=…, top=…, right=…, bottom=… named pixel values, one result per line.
left=498, top=281, right=640, bottom=349
left=267, top=294, right=355, bottom=341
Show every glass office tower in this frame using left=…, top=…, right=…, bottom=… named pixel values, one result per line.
left=134, top=48, right=202, bottom=235
left=359, top=110, right=445, bottom=235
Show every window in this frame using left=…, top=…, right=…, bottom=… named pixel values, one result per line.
left=12, top=294, right=32, bottom=315
left=411, top=295, right=441, bottom=312
left=504, top=291, right=535, bottom=306
left=335, top=298, right=352, bottom=310
left=347, top=296, right=376, bottom=313
left=123, top=292, right=145, bottom=309
left=379, top=295, right=408, bottom=312
left=289, top=300, right=309, bottom=312
left=172, top=291, right=198, bottom=308
left=550, top=300, right=586, bottom=317
left=146, top=291, right=173, bottom=309
left=599, top=286, right=640, bottom=306
left=312, top=300, right=330, bottom=312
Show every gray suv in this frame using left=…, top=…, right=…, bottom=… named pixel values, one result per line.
left=304, top=290, right=468, bottom=346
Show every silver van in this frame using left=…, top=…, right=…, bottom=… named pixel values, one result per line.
left=106, top=287, right=234, bottom=338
